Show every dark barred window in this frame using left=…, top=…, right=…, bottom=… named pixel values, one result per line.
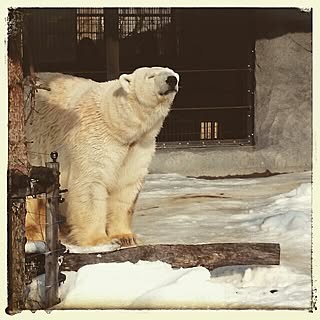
left=118, top=8, right=174, bottom=69
left=76, top=8, right=104, bottom=42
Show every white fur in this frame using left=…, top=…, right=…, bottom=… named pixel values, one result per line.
left=25, top=67, right=179, bottom=246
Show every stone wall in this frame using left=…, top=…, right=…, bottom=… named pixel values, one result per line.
left=254, top=31, right=312, bottom=169
left=150, top=9, right=312, bottom=177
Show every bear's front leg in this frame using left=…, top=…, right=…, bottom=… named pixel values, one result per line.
left=106, top=180, right=143, bottom=247
left=106, top=136, right=156, bottom=247
left=65, top=182, right=111, bottom=246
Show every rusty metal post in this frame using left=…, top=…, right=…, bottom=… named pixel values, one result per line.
left=44, top=151, right=60, bottom=308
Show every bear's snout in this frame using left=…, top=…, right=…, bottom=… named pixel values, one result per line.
left=159, top=73, right=179, bottom=96
left=166, top=76, right=178, bottom=89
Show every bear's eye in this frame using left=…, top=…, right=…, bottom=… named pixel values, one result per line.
left=148, top=75, right=155, bottom=79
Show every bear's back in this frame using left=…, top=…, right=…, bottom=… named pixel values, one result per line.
left=35, top=73, right=96, bottom=110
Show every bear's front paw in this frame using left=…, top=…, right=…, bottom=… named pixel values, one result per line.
left=111, top=233, right=137, bottom=247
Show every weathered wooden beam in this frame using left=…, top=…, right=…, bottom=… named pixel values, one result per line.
left=44, top=152, right=61, bottom=308
left=26, top=243, right=280, bottom=278
left=62, top=243, right=280, bottom=271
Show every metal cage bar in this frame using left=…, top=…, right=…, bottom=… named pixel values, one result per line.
left=76, top=8, right=104, bottom=42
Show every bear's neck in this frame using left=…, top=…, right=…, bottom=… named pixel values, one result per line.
left=101, top=89, right=170, bottom=146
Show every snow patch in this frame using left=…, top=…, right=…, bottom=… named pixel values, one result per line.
left=56, top=261, right=311, bottom=309
left=25, top=241, right=46, bottom=253
left=26, top=172, right=312, bottom=309
left=64, top=242, right=120, bottom=254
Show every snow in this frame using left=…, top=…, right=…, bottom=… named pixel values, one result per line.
left=25, top=240, right=47, bottom=254
left=26, top=171, right=313, bottom=310
left=63, top=242, right=120, bottom=254
left=56, top=262, right=311, bottom=309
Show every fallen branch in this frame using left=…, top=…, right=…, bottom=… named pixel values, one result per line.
left=26, top=243, right=280, bottom=279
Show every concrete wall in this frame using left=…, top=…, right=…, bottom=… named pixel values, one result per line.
left=150, top=10, right=312, bottom=177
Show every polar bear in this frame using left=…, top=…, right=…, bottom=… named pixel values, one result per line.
left=25, top=67, right=179, bottom=246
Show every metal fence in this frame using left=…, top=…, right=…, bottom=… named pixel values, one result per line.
left=76, top=8, right=104, bottom=42
left=24, top=8, right=255, bottom=147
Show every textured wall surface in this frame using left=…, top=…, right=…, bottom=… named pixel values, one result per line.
left=151, top=30, right=312, bottom=177
left=254, top=32, right=312, bottom=167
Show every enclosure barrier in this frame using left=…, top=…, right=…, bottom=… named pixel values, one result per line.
left=44, top=152, right=64, bottom=308
left=7, top=151, right=66, bottom=313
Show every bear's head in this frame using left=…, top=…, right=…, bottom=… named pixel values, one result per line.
left=119, top=67, right=179, bottom=107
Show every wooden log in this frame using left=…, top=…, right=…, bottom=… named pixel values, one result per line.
left=61, top=243, right=280, bottom=271
left=8, top=8, right=28, bottom=176
left=26, top=243, right=280, bottom=278
left=7, top=8, right=28, bottom=314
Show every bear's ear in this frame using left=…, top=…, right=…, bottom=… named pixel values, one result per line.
left=119, top=74, right=133, bottom=93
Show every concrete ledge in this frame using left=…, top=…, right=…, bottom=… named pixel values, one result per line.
left=150, top=146, right=311, bottom=177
